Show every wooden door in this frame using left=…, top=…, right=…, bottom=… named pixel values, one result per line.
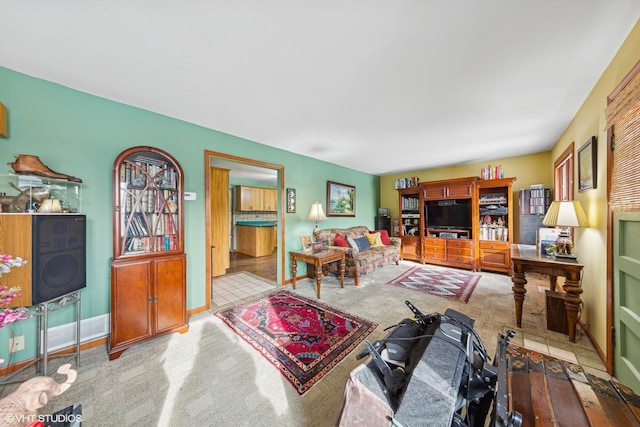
left=614, top=211, right=640, bottom=392
left=110, top=260, right=153, bottom=347
left=210, top=167, right=230, bottom=277
left=154, top=255, right=186, bottom=333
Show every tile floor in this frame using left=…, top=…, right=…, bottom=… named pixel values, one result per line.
left=212, top=271, right=278, bottom=307
left=501, top=280, right=610, bottom=380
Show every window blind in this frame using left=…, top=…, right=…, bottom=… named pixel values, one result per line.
left=605, top=62, right=640, bottom=129
left=609, top=100, right=640, bottom=211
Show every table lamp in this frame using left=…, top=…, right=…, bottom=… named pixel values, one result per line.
left=307, top=202, right=327, bottom=241
left=542, top=200, right=589, bottom=258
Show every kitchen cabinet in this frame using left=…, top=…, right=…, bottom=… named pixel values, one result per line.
left=236, top=223, right=276, bottom=257
left=236, top=185, right=277, bottom=211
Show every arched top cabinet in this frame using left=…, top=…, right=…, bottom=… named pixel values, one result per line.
left=112, top=146, right=185, bottom=259
left=110, top=146, right=187, bottom=360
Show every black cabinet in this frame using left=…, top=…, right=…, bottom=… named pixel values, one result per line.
left=375, top=215, right=391, bottom=234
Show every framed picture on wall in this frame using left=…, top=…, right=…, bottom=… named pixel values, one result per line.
left=326, top=181, right=355, bottom=217
left=286, top=188, right=296, bottom=213
left=578, top=136, right=597, bottom=192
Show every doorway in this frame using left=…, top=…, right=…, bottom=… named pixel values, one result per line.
left=205, top=151, right=284, bottom=305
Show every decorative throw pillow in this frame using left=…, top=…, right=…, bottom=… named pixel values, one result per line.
left=346, top=236, right=360, bottom=251
left=333, top=233, right=350, bottom=248
left=353, top=236, right=371, bottom=251
left=365, top=232, right=383, bottom=247
left=371, top=229, right=392, bottom=245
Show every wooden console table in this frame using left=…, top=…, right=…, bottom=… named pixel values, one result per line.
left=510, top=244, right=584, bottom=342
left=290, top=249, right=345, bottom=298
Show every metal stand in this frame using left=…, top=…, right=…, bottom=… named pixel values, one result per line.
left=0, top=290, right=81, bottom=384
left=36, top=290, right=81, bottom=376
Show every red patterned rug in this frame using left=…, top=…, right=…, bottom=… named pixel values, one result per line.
left=386, top=266, right=480, bottom=303
left=213, top=290, right=378, bottom=395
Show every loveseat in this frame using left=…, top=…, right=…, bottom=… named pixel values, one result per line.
left=317, top=226, right=401, bottom=286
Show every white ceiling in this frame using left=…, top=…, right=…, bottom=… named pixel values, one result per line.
left=1, top=2, right=639, bottom=176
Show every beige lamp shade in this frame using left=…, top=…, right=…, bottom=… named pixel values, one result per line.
left=307, top=202, right=327, bottom=222
left=542, top=201, right=589, bottom=228
left=542, top=200, right=589, bottom=257
left=307, top=202, right=327, bottom=240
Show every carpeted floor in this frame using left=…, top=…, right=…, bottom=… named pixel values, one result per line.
left=0, top=260, right=608, bottom=426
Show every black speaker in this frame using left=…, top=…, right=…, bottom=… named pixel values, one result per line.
left=32, top=215, right=86, bottom=304
left=519, top=214, right=544, bottom=244
left=375, top=215, right=391, bottom=234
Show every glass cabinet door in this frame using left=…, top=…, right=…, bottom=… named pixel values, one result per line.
left=113, top=146, right=184, bottom=259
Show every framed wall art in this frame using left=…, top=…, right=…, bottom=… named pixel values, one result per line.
left=578, top=136, right=597, bottom=192
left=286, top=188, right=296, bottom=213
left=327, top=181, right=355, bottom=217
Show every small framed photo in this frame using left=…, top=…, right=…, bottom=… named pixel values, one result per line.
left=578, top=136, right=597, bottom=192
left=537, top=227, right=561, bottom=256
left=327, top=181, right=355, bottom=217
left=300, top=235, right=313, bottom=253
left=286, top=188, right=296, bottom=213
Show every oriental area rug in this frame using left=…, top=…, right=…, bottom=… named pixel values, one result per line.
left=386, top=266, right=480, bottom=303
left=214, top=290, right=378, bottom=395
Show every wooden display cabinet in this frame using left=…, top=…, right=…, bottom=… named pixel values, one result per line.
left=397, top=187, right=422, bottom=262
left=110, top=146, right=188, bottom=360
left=476, top=177, right=516, bottom=274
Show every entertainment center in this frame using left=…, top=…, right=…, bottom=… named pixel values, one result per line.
left=397, top=176, right=515, bottom=273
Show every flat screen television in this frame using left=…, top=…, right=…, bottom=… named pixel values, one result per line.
left=425, top=202, right=472, bottom=229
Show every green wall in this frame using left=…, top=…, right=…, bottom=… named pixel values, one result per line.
left=0, top=67, right=379, bottom=365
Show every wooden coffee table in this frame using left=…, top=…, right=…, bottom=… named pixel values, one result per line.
left=290, top=249, right=346, bottom=298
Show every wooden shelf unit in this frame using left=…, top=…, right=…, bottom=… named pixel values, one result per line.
left=397, top=187, right=422, bottom=262
left=476, top=177, right=516, bottom=273
left=110, top=146, right=188, bottom=360
left=396, top=176, right=515, bottom=273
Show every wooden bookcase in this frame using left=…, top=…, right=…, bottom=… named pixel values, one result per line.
left=397, top=187, right=422, bottom=262
left=397, top=176, right=515, bottom=273
left=476, top=177, right=516, bottom=273
left=110, top=146, right=188, bottom=360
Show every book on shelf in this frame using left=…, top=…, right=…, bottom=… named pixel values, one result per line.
left=394, top=177, right=420, bottom=189
left=480, top=164, right=504, bottom=180
left=480, top=225, right=508, bottom=241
